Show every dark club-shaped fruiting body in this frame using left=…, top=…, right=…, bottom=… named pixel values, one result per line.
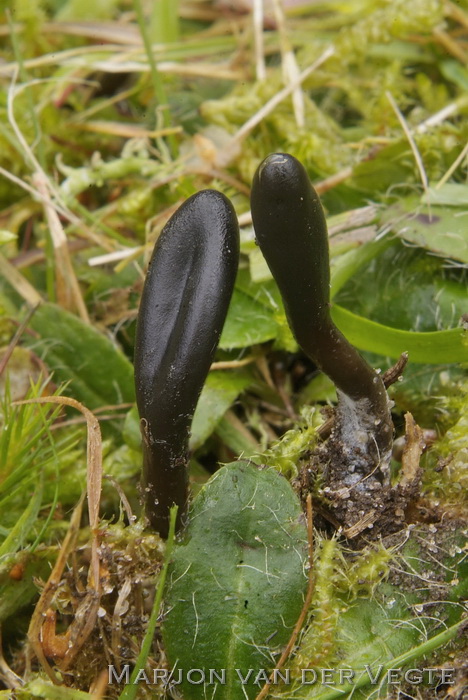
left=134, top=190, right=239, bottom=537
left=251, top=153, right=393, bottom=489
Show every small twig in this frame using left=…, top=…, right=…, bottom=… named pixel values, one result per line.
left=6, top=10, right=44, bottom=165
left=314, top=166, right=354, bottom=195
left=88, top=247, right=143, bottom=267
left=13, top=239, right=90, bottom=269
left=255, top=494, right=314, bottom=700
left=382, top=351, right=409, bottom=388
left=445, top=0, right=468, bottom=28
left=49, top=412, right=128, bottom=430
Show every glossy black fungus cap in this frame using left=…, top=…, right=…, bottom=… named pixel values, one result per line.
left=135, top=190, right=239, bottom=537
left=251, top=153, right=392, bottom=472
left=252, top=153, right=330, bottom=331
left=252, top=154, right=377, bottom=399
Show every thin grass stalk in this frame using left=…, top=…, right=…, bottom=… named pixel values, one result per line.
left=133, top=0, right=178, bottom=158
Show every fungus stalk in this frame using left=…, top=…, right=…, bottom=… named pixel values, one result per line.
left=134, top=190, right=239, bottom=537
left=251, top=153, right=393, bottom=490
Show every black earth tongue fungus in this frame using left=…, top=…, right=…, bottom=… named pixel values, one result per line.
left=251, top=153, right=394, bottom=525
left=134, top=190, right=239, bottom=538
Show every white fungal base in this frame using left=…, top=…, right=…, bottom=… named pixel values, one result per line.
left=332, top=390, right=393, bottom=488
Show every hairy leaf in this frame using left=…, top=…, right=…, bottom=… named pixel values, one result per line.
left=383, top=191, right=468, bottom=263
left=163, top=461, right=309, bottom=700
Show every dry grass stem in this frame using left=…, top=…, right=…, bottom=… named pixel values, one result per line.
left=0, top=253, right=43, bottom=306
left=386, top=91, right=429, bottom=203
left=88, top=248, right=142, bottom=267
left=415, top=100, right=462, bottom=134
left=252, top=0, right=266, bottom=80
left=399, top=413, right=425, bottom=488
left=26, top=497, right=85, bottom=683
left=15, top=396, right=104, bottom=672
left=343, top=509, right=378, bottom=538
left=271, top=0, right=305, bottom=128
left=0, top=20, right=141, bottom=45
left=210, top=356, right=257, bottom=370
left=33, top=172, right=90, bottom=323
left=433, top=27, right=468, bottom=63
left=73, top=120, right=183, bottom=139
left=436, top=141, right=468, bottom=189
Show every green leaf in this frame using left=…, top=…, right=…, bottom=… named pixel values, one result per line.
left=220, top=288, right=278, bottom=349
left=163, top=461, right=309, bottom=700
left=330, top=237, right=395, bottom=299
left=215, top=413, right=259, bottom=458
left=190, top=370, right=251, bottom=450
left=382, top=192, right=468, bottom=263
left=426, top=183, right=468, bottom=207
left=352, top=142, right=413, bottom=194
left=331, top=304, right=467, bottom=364
left=332, top=238, right=466, bottom=346
left=249, top=246, right=274, bottom=283
left=28, top=303, right=135, bottom=411
left=122, top=406, right=141, bottom=451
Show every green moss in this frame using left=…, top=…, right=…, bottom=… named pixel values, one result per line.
left=423, top=379, right=468, bottom=503
left=343, top=542, right=394, bottom=597
left=289, top=537, right=342, bottom=676
left=257, top=406, right=322, bottom=478
left=332, top=0, right=444, bottom=64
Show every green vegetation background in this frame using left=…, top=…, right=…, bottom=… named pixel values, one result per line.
left=0, top=0, right=466, bottom=698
